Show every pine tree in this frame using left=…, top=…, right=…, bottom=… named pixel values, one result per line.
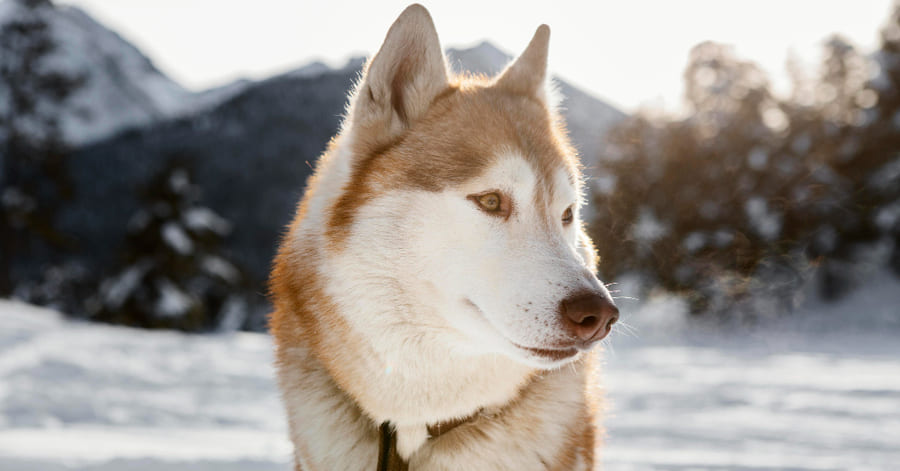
left=590, top=21, right=900, bottom=317
left=89, top=162, right=248, bottom=331
left=0, top=0, right=84, bottom=295
left=593, top=42, right=799, bottom=316
left=858, top=2, right=900, bottom=276
left=802, top=5, right=900, bottom=297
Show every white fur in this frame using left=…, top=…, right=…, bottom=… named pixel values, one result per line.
left=274, top=6, right=607, bottom=468
left=295, top=145, right=601, bottom=456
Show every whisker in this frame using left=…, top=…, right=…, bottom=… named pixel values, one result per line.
left=601, top=337, right=617, bottom=357
left=612, top=327, right=637, bottom=340
left=614, top=320, right=639, bottom=338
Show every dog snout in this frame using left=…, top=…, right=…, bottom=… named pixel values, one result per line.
left=559, top=291, right=619, bottom=345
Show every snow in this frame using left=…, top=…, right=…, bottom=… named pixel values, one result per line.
left=201, top=255, right=240, bottom=284
left=712, top=228, right=734, bottom=247
left=633, top=208, right=668, bottom=243
left=868, top=156, right=900, bottom=190
left=747, top=147, right=769, bottom=170
left=874, top=200, right=900, bottom=231
left=0, top=2, right=250, bottom=146
left=154, top=279, right=191, bottom=318
left=0, top=301, right=288, bottom=469
left=161, top=222, right=193, bottom=255
left=682, top=231, right=707, bottom=253
left=99, top=262, right=148, bottom=309
left=745, top=196, right=783, bottom=241
left=287, top=61, right=332, bottom=78
left=183, top=207, right=232, bottom=236
left=2, top=272, right=900, bottom=470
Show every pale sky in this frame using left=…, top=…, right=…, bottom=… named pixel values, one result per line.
left=61, top=0, right=893, bottom=112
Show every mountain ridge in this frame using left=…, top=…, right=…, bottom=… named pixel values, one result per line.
left=3, top=1, right=627, bottom=313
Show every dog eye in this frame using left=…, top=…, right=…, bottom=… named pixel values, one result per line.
left=562, top=206, right=574, bottom=225
left=468, top=191, right=510, bottom=218
left=477, top=193, right=501, bottom=211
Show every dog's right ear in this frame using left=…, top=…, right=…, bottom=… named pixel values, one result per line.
left=350, top=4, right=449, bottom=148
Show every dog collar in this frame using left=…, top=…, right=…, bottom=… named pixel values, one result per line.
left=376, top=422, right=407, bottom=471
left=377, top=412, right=481, bottom=471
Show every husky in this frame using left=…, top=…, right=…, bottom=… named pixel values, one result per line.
left=269, top=4, right=619, bottom=470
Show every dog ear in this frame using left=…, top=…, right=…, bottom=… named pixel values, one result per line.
left=494, top=24, right=551, bottom=100
left=351, top=4, right=449, bottom=145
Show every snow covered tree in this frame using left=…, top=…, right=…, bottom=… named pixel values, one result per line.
left=793, top=7, right=900, bottom=298
left=590, top=11, right=900, bottom=317
left=0, top=0, right=84, bottom=295
left=854, top=2, right=900, bottom=277
left=592, top=42, right=802, bottom=316
left=88, top=163, right=249, bottom=331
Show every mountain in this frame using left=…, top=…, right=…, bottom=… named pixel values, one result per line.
left=4, top=3, right=626, bottom=319
left=61, top=64, right=358, bottom=292
left=62, top=49, right=626, bottom=293
left=0, top=0, right=246, bottom=146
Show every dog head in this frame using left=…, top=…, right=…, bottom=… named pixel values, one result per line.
left=326, top=4, right=617, bottom=369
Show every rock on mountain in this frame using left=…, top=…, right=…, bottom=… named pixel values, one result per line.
left=0, top=0, right=245, bottom=146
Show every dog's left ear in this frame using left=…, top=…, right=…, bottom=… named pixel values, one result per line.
left=494, top=24, right=551, bottom=101
left=351, top=4, right=449, bottom=147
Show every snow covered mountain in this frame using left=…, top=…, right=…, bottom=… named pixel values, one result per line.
left=0, top=0, right=246, bottom=145
left=0, top=1, right=623, bottom=150
left=3, top=1, right=627, bottom=319
left=48, top=42, right=625, bottom=294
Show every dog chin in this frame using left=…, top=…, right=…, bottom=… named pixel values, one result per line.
left=462, top=298, right=583, bottom=367
left=508, top=343, right=583, bottom=369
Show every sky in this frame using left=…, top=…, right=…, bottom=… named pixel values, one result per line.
left=61, top=0, right=894, bottom=113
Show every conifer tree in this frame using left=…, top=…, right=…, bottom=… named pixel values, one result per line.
left=590, top=3, right=900, bottom=316
left=0, top=0, right=84, bottom=295
left=90, top=163, right=248, bottom=331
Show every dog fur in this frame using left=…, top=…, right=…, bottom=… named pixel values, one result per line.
left=270, top=4, right=616, bottom=470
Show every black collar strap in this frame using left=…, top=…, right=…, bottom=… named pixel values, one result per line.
left=377, top=422, right=408, bottom=471
left=377, top=412, right=480, bottom=471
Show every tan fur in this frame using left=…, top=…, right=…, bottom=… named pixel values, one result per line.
left=270, top=4, right=606, bottom=469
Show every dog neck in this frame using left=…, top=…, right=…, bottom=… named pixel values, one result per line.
left=377, top=412, right=482, bottom=471
left=275, top=235, right=536, bottom=458
left=282, top=139, right=538, bottom=458
left=305, top=283, right=536, bottom=457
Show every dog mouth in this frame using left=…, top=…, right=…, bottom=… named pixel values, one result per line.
left=513, top=344, right=580, bottom=361
left=463, top=298, right=581, bottom=363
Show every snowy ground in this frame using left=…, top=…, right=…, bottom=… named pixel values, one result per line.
left=1, top=275, right=899, bottom=470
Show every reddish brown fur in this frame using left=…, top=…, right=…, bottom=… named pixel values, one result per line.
left=270, top=72, right=599, bottom=469
left=270, top=8, right=602, bottom=467
left=327, top=78, right=580, bottom=248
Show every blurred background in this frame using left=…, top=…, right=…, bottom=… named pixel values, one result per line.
left=1, top=0, right=899, bottom=469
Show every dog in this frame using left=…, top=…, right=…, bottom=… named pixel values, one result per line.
left=269, top=4, right=619, bottom=470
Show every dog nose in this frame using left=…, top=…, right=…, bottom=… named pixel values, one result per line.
left=560, top=292, right=619, bottom=343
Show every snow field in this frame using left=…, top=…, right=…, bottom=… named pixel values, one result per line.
left=2, top=276, right=899, bottom=470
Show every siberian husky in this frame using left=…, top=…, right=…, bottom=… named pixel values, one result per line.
left=270, top=4, right=618, bottom=470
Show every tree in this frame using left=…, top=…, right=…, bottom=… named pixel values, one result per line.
left=88, top=162, right=249, bottom=331
left=0, top=0, right=84, bottom=295
left=590, top=10, right=900, bottom=317
left=855, top=2, right=900, bottom=276
left=593, top=42, right=799, bottom=316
